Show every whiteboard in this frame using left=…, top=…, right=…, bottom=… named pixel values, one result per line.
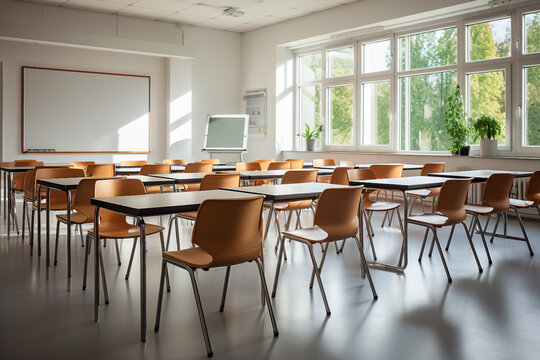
left=22, top=67, right=150, bottom=153
left=203, top=114, right=248, bottom=151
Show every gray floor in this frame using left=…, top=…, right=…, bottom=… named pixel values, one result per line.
left=1, top=199, right=539, bottom=360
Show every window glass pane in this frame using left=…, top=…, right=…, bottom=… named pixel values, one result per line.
left=524, top=12, right=540, bottom=54
left=468, top=70, right=506, bottom=144
left=363, top=40, right=391, bottom=73
left=298, top=85, right=321, bottom=129
left=299, top=53, right=322, bottom=82
left=400, top=71, right=456, bottom=151
left=468, top=18, right=511, bottom=61
left=525, top=66, right=540, bottom=146
left=327, top=46, right=354, bottom=78
left=399, top=27, right=457, bottom=70
left=362, top=81, right=390, bottom=145
left=400, top=37, right=407, bottom=71
left=400, top=78, right=406, bottom=149
left=328, top=85, right=353, bottom=145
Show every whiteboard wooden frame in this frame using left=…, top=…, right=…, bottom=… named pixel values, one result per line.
left=21, top=66, right=151, bottom=154
left=202, top=114, right=249, bottom=152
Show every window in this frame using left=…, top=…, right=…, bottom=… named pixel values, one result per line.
left=362, top=40, right=391, bottom=73
left=467, top=18, right=511, bottom=61
left=327, top=84, right=354, bottom=145
left=298, top=85, right=321, bottom=131
left=524, top=11, right=540, bottom=54
left=299, top=53, right=322, bottom=82
left=400, top=27, right=457, bottom=71
left=327, top=47, right=354, bottom=78
left=524, top=65, right=540, bottom=146
left=361, top=81, right=390, bottom=145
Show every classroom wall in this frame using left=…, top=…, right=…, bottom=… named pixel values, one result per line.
left=0, top=0, right=243, bottom=164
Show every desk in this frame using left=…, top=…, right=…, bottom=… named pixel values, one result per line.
left=238, top=169, right=333, bottom=182
left=115, top=164, right=236, bottom=175
left=314, top=163, right=423, bottom=171
left=147, top=172, right=210, bottom=184
left=428, top=169, right=533, bottom=181
left=0, top=166, right=34, bottom=238
left=349, top=176, right=454, bottom=272
left=90, top=189, right=255, bottom=342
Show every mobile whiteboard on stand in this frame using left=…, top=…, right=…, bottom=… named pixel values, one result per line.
left=202, top=114, right=248, bottom=162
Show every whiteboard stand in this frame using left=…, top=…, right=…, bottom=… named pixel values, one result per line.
left=203, top=149, right=246, bottom=162
left=203, top=114, right=249, bottom=163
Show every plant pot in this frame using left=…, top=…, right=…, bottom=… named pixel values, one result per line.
left=459, top=146, right=470, bottom=156
left=305, top=138, right=316, bottom=151
left=479, top=139, right=497, bottom=157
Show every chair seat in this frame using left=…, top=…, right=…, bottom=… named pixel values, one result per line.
left=365, top=202, right=400, bottom=212
left=509, top=198, right=534, bottom=208
left=274, top=200, right=312, bottom=211
left=145, top=186, right=174, bottom=194
left=407, top=187, right=441, bottom=197
left=408, top=213, right=449, bottom=226
left=56, top=212, right=90, bottom=224
left=465, top=204, right=494, bottom=214
left=163, top=247, right=213, bottom=268
left=282, top=226, right=329, bottom=243
left=183, top=183, right=201, bottom=192
left=176, top=211, right=198, bottom=220
left=88, top=223, right=164, bottom=239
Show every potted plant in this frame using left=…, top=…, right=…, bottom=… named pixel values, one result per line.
left=445, top=85, right=473, bottom=155
left=472, top=114, right=501, bottom=157
left=297, top=123, right=323, bottom=151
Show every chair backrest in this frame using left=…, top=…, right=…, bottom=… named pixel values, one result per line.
left=313, top=159, right=336, bottom=167
left=201, top=159, right=219, bottom=164
left=36, top=168, right=86, bottom=204
left=236, top=162, right=262, bottom=171
left=330, top=166, right=354, bottom=185
left=23, top=165, right=71, bottom=200
left=14, top=160, right=40, bottom=166
left=313, top=186, right=363, bottom=241
left=163, top=159, right=186, bottom=165
left=369, top=164, right=403, bottom=179
left=267, top=161, right=291, bottom=171
left=72, top=177, right=125, bottom=220
left=281, top=170, right=318, bottom=184
left=120, top=160, right=147, bottom=166
left=435, top=178, right=472, bottom=224
left=347, top=168, right=376, bottom=181
left=526, top=171, right=540, bottom=205
left=254, top=159, right=274, bottom=171
left=285, top=159, right=304, bottom=169
left=184, top=162, right=213, bottom=173
left=94, top=178, right=146, bottom=226
left=339, top=160, right=355, bottom=167
left=86, top=164, right=115, bottom=177
left=192, top=196, right=265, bottom=267
left=481, top=173, right=515, bottom=212
left=12, top=161, right=43, bottom=190
left=199, top=173, right=240, bottom=191
left=70, top=161, right=95, bottom=171
left=420, top=162, right=446, bottom=176
left=139, top=164, right=171, bottom=175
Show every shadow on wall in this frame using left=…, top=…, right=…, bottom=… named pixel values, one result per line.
left=169, top=91, right=192, bottom=161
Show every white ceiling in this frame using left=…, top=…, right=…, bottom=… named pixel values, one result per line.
left=17, top=0, right=359, bottom=32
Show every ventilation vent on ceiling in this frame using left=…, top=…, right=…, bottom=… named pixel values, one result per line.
left=223, top=7, right=244, bottom=17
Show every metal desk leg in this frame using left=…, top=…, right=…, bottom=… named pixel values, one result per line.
left=7, top=173, right=12, bottom=238
left=139, top=218, right=147, bottom=342
left=2, top=170, right=5, bottom=219
left=94, top=206, right=100, bottom=322
left=359, top=194, right=365, bottom=278
left=399, top=189, right=408, bottom=268
left=67, top=190, right=72, bottom=278
left=46, top=187, right=50, bottom=266
left=37, top=185, right=42, bottom=256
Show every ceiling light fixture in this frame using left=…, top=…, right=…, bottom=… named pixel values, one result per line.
left=223, top=7, right=245, bottom=17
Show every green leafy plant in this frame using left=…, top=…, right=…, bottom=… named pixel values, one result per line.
left=472, top=114, right=501, bottom=141
left=444, top=85, right=473, bottom=153
left=297, top=123, right=323, bottom=140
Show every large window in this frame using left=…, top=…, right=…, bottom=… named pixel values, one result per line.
left=294, top=5, right=540, bottom=155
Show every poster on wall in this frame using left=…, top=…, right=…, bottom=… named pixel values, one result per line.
left=243, top=89, right=266, bottom=135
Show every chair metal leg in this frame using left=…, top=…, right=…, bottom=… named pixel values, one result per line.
left=353, top=235, right=378, bottom=299
left=363, top=211, right=377, bottom=260
left=114, top=239, right=121, bottom=265
left=30, top=207, right=35, bottom=256
left=408, top=196, right=416, bottom=216
left=79, top=224, right=85, bottom=247
left=165, top=215, right=175, bottom=250
left=54, top=220, right=60, bottom=266
left=125, top=237, right=138, bottom=280
left=271, top=235, right=286, bottom=297
left=296, top=210, right=302, bottom=229
left=306, top=242, right=331, bottom=315
left=431, top=227, right=452, bottom=282
left=418, top=227, right=430, bottom=262
left=472, top=214, right=492, bottom=264
left=98, top=242, right=110, bottom=304
left=461, top=222, right=483, bottom=273
left=420, top=199, right=426, bottom=214
left=159, top=232, right=170, bottom=291
left=22, top=200, right=26, bottom=243
left=285, top=211, right=292, bottom=231
left=273, top=208, right=287, bottom=261
left=428, top=232, right=436, bottom=257
left=219, top=266, right=231, bottom=312
left=83, top=233, right=91, bottom=290
left=513, top=207, right=534, bottom=256
left=255, top=259, right=279, bottom=336
left=154, top=260, right=167, bottom=332
left=309, top=242, right=329, bottom=289
left=490, top=213, right=501, bottom=243
left=186, top=266, right=213, bottom=357
left=445, top=224, right=456, bottom=251
left=175, top=218, right=181, bottom=250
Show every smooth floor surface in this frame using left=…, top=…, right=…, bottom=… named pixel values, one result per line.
left=1, top=199, right=539, bottom=360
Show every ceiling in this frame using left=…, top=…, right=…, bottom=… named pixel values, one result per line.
left=17, top=0, right=358, bottom=33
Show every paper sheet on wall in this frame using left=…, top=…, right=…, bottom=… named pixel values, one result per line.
left=244, top=89, right=266, bottom=135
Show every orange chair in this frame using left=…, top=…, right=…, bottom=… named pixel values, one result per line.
left=509, top=171, right=540, bottom=254
left=313, top=159, right=335, bottom=183
left=409, top=178, right=483, bottom=282
left=120, top=160, right=147, bottom=166
left=139, top=164, right=172, bottom=194
left=236, top=162, right=262, bottom=171
left=330, top=166, right=354, bottom=185
left=11, top=160, right=43, bottom=234
left=254, top=159, right=274, bottom=171
left=154, top=196, right=278, bottom=357
left=256, top=161, right=291, bottom=186
left=83, top=179, right=166, bottom=297
left=272, top=186, right=377, bottom=315
left=166, top=173, right=241, bottom=250
left=406, top=163, right=446, bottom=215
left=182, top=162, right=213, bottom=191
left=285, top=159, right=304, bottom=169
left=461, top=173, right=532, bottom=257
left=70, top=161, right=95, bottom=173
left=86, top=164, right=115, bottom=177
left=201, top=158, right=219, bottom=164
left=370, top=164, right=404, bottom=227
left=163, top=159, right=186, bottom=165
